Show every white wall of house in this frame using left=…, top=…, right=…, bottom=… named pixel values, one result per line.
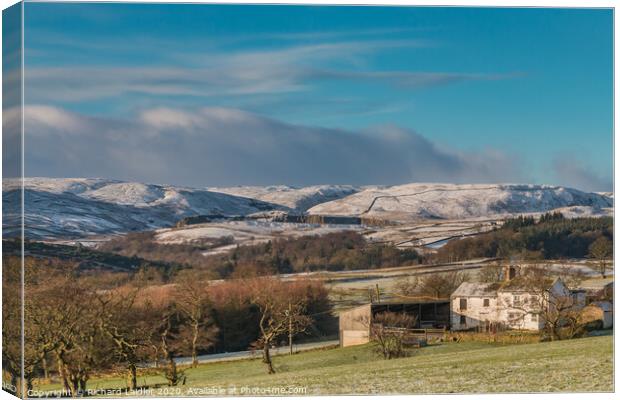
left=450, top=279, right=579, bottom=331
left=450, top=295, right=499, bottom=330
left=496, top=292, right=543, bottom=330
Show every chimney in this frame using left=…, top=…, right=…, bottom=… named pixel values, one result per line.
left=503, top=265, right=517, bottom=282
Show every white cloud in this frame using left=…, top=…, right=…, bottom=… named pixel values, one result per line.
left=139, top=108, right=203, bottom=131
left=25, top=105, right=87, bottom=133
left=19, top=104, right=526, bottom=188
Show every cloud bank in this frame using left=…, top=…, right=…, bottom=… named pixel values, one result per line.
left=12, top=105, right=527, bottom=188
left=552, top=157, right=612, bottom=192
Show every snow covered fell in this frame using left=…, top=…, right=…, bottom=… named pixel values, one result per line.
left=2, top=178, right=613, bottom=239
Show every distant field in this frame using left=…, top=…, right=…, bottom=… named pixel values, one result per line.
left=33, top=334, right=612, bottom=396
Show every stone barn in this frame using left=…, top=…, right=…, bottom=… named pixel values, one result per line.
left=338, top=300, right=450, bottom=347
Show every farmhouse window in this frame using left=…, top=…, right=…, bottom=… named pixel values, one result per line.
left=460, top=315, right=466, bottom=325
left=483, top=298, right=490, bottom=307
left=513, top=295, right=521, bottom=306
left=460, top=298, right=467, bottom=310
left=531, top=314, right=538, bottom=322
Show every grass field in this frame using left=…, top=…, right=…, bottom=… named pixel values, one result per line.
left=33, top=334, right=613, bottom=396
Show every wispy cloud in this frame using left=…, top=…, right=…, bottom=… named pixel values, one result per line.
left=25, top=36, right=517, bottom=104
left=227, top=27, right=438, bottom=43
left=304, top=70, right=521, bottom=88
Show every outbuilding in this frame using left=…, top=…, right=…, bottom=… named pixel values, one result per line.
left=338, top=300, right=450, bottom=347
left=582, top=301, right=613, bottom=329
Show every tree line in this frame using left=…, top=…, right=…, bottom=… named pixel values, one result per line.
left=99, top=231, right=421, bottom=279
left=432, top=214, right=613, bottom=262
left=2, top=256, right=332, bottom=397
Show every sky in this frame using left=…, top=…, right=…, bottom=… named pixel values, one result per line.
left=11, top=4, right=613, bottom=190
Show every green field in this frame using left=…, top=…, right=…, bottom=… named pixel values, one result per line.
left=32, top=334, right=613, bottom=396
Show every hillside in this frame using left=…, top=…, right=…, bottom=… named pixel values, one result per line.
left=308, top=183, right=612, bottom=220
left=3, top=178, right=613, bottom=240
left=3, top=178, right=282, bottom=239
left=4, top=239, right=179, bottom=273
left=33, top=335, right=612, bottom=395
left=209, top=185, right=359, bottom=212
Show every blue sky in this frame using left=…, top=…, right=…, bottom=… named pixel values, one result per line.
left=19, top=4, right=613, bottom=190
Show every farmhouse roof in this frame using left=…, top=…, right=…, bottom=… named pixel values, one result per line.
left=452, top=277, right=567, bottom=297
left=451, top=282, right=498, bottom=298
left=497, top=276, right=563, bottom=292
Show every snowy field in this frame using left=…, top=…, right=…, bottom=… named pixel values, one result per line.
left=155, top=220, right=364, bottom=255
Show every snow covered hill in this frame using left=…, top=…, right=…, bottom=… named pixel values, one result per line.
left=3, top=178, right=283, bottom=239
left=208, top=185, right=359, bottom=212
left=2, top=179, right=613, bottom=240
left=307, top=183, right=613, bottom=220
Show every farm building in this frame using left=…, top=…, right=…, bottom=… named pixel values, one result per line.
left=451, top=272, right=585, bottom=331
left=602, top=281, right=614, bottom=300
left=581, top=280, right=614, bottom=303
left=581, top=301, right=613, bottom=329
left=338, top=300, right=450, bottom=347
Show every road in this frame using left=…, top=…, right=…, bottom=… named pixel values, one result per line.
left=154, top=340, right=340, bottom=367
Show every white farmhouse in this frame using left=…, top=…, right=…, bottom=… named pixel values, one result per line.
left=451, top=271, right=585, bottom=331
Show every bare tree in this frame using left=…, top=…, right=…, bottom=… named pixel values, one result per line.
left=478, top=261, right=503, bottom=283
left=555, top=261, right=586, bottom=289
left=369, top=312, right=417, bottom=360
left=249, top=278, right=312, bottom=374
left=155, top=304, right=186, bottom=386
left=395, top=271, right=468, bottom=300
left=3, top=256, right=23, bottom=396
left=62, top=319, right=112, bottom=396
left=588, top=237, right=612, bottom=278
left=25, top=264, right=109, bottom=397
left=394, top=276, right=419, bottom=296
left=95, top=289, right=153, bottom=390
left=174, top=277, right=218, bottom=368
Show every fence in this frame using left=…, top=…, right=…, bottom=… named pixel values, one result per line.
left=382, top=327, right=447, bottom=344
left=447, top=330, right=541, bottom=344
